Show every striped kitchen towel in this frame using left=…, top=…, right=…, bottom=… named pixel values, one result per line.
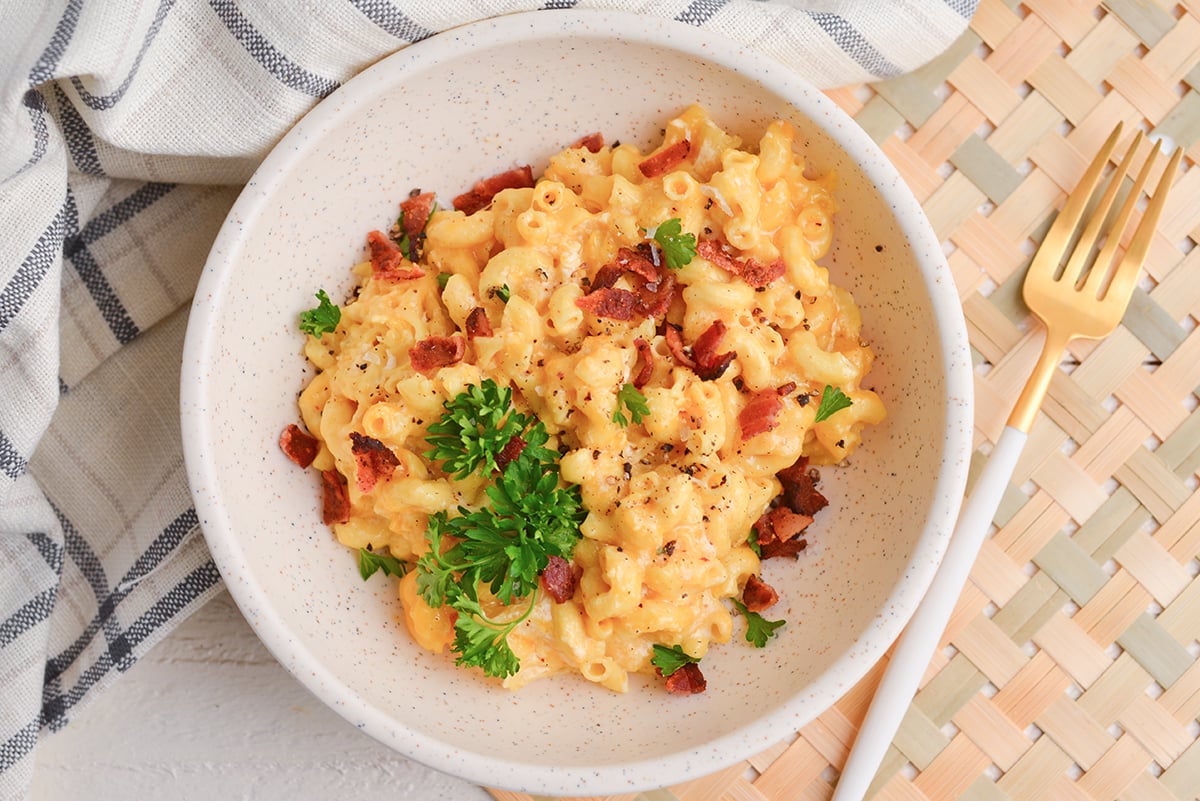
left=0, top=1, right=976, bottom=798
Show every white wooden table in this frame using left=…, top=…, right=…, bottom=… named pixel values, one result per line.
left=30, top=591, right=490, bottom=801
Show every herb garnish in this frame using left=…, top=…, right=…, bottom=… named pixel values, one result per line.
left=612, top=383, right=650, bottom=426
left=416, top=380, right=585, bottom=678
left=299, top=289, right=340, bottom=337
left=648, top=218, right=697, bottom=269
left=494, top=284, right=511, bottom=303
left=651, top=643, right=701, bottom=676
left=358, top=547, right=408, bottom=581
left=731, top=599, right=785, bottom=647
left=814, top=385, right=853, bottom=422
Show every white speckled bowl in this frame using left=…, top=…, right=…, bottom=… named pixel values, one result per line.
left=181, top=10, right=972, bottom=796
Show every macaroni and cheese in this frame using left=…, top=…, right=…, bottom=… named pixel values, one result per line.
left=286, top=106, right=885, bottom=693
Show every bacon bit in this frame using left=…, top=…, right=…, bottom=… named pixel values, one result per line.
left=575, top=287, right=639, bottom=321
left=697, top=240, right=784, bottom=289
left=399, top=191, right=435, bottom=246
left=367, top=230, right=425, bottom=280
left=754, top=506, right=813, bottom=560
left=691, top=320, right=736, bottom=380
left=633, top=268, right=676, bottom=319
left=540, top=555, right=577, bottom=603
left=738, top=390, right=785, bottom=439
left=613, top=247, right=659, bottom=283
left=778, top=457, right=828, bottom=517
left=776, top=381, right=797, bottom=396
left=495, top=435, right=527, bottom=472
left=591, top=262, right=624, bottom=290
left=742, top=574, right=779, bottom=612
left=409, top=335, right=465, bottom=373
left=465, top=307, right=494, bottom=338
left=741, top=257, right=786, bottom=288
left=279, top=424, right=319, bottom=468
left=663, top=324, right=696, bottom=369
left=321, top=469, right=351, bottom=525
left=664, top=662, right=706, bottom=695
left=350, top=432, right=401, bottom=493
left=571, top=132, right=604, bottom=153
left=453, top=165, right=535, bottom=215
left=639, top=139, right=691, bottom=178
left=632, top=337, right=654, bottom=389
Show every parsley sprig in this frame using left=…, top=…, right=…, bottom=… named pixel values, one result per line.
left=732, top=599, right=786, bottom=647
left=648, top=218, right=697, bottom=269
left=424, top=380, right=556, bottom=480
left=651, top=643, right=701, bottom=676
left=299, top=289, right=340, bottom=337
left=416, top=381, right=585, bottom=678
left=814, top=385, right=853, bottom=422
left=358, top=548, right=408, bottom=581
left=612, top=383, right=650, bottom=426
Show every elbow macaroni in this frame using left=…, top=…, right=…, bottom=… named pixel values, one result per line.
left=295, top=106, right=884, bottom=693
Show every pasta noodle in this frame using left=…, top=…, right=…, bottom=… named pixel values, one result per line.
left=290, top=106, right=884, bottom=693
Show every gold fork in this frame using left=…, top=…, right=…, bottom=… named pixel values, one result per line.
left=831, top=124, right=1182, bottom=801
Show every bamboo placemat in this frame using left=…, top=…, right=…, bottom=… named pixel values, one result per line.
left=491, top=1, right=1200, bottom=799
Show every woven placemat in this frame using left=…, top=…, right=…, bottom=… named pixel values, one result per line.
left=490, top=1, right=1200, bottom=798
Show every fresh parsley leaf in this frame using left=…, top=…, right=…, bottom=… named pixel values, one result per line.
left=436, top=272, right=450, bottom=290
left=650, top=218, right=697, bottom=270
left=747, top=528, right=762, bottom=558
left=814, top=384, right=853, bottom=422
left=612, top=383, right=649, bottom=427
left=732, top=599, right=786, bottom=647
left=451, top=595, right=526, bottom=679
left=358, top=548, right=408, bottom=581
left=299, top=289, right=340, bottom=337
left=424, top=380, right=529, bottom=480
left=651, top=643, right=701, bottom=676
left=494, top=284, right=511, bottom=303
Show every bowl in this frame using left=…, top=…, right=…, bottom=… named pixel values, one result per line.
left=181, top=9, right=973, bottom=795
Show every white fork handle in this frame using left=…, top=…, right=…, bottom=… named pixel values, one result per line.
left=830, top=425, right=1028, bottom=801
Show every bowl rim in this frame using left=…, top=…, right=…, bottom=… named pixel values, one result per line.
left=181, top=8, right=974, bottom=794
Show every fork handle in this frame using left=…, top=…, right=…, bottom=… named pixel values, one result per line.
left=829, top=425, right=1028, bottom=801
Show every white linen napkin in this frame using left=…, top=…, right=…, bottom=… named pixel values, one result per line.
left=0, top=1, right=975, bottom=797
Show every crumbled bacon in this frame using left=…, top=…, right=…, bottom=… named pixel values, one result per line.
left=321, top=469, right=351, bottom=525
left=664, top=662, right=706, bottom=695
left=778, top=457, right=828, bottom=517
left=350, top=432, right=401, bottom=493
left=398, top=191, right=435, bottom=252
left=613, top=247, right=659, bottom=283
left=578, top=248, right=676, bottom=322
left=632, top=337, right=654, bottom=389
left=279, top=424, right=319, bottom=468
left=409, top=335, right=465, bottom=373
left=753, top=457, right=826, bottom=560
left=776, top=381, right=797, bottom=396
left=690, top=320, right=736, bottom=380
left=465, top=307, right=493, bottom=338
left=696, top=240, right=784, bottom=289
left=494, top=435, right=527, bottom=472
left=575, top=287, right=639, bottom=321
left=755, top=507, right=812, bottom=560
left=742, top=574, right=779, bottom=612
left=367, top=230, right=424, bottom=280
left=571, top=132, right=604, bottom=153
left=738, top=389, right=784, bottom=439
left=639, top=139, right=691, bottom=178
left=663, top=324, right=696, bottom=369
left=453, top=165, right=535, bottom=215
left=540, top=555, right=577, bottom=603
